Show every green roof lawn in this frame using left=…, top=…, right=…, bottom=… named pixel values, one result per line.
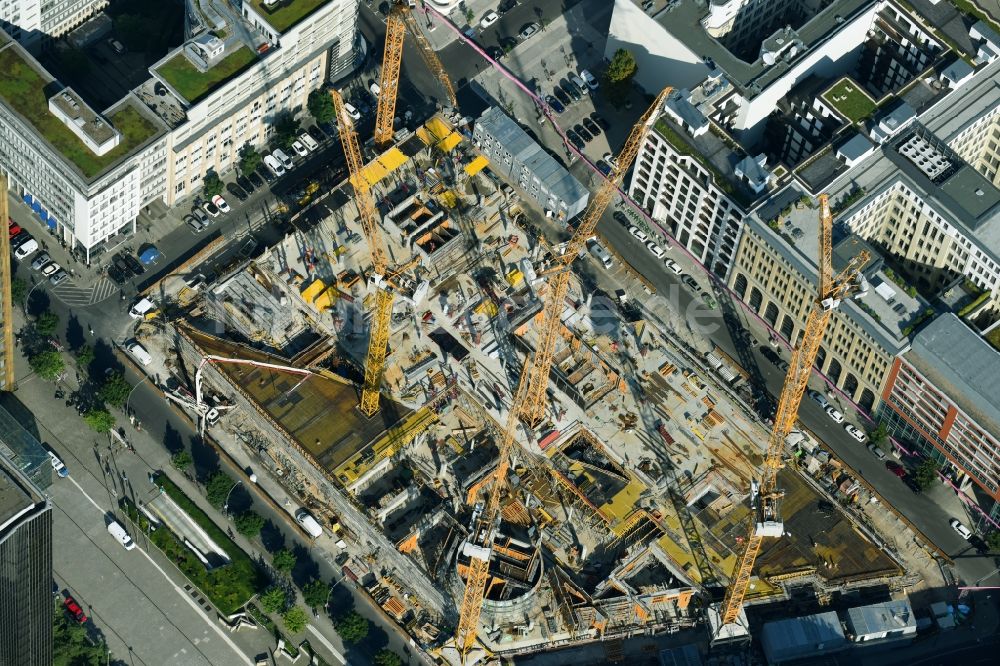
left=0, top=46, right=159, bottom=179
left=249, top=0, right=330, bottom=33
left=157, top=46, right=257, bottom=103
left=823, top=79, right=877, bottom=123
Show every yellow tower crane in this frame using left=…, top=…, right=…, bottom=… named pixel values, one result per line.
left=453, top=86, right=674, bottom=662
left=717, top=194, right=869, bottom=629
left=374, top=2, right=457, bottom=146
left=330, top=88, right=396, bottom=417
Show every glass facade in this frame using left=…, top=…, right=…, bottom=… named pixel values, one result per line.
left=0, top=404, right=51, bottom=490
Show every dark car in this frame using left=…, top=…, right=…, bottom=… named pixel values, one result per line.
left=486, top=46, right=504, bottom=60
left=124, top=254, right=145, bottom=276
left=307, top=125, right=326, bottom=143
left=107, top=265, right=126, bottom=285
left=545, top=95, right=565, bottom=114
left=112, top=252, right=132, bottom=275
left=226, top=182, right=248, bottom=202
left=592, top=113, right=610, bottom=130
left=682, top=274, right=702, bottom=293
left=560, top=80, right=582, bottom=102
left=499, top=0, right=517, bottom=13
left=574, top=123, right=592, bottom=142
left=885, top=461, right=907, bottom=478
left=257, top=165, right=275, bottom=183
left=596, top=160, right=613, bottom=176
left=566, top=130, right=585, bottom=151
left=248, top=171, right=265, bottom=189
left=613, top=211, right=631, bottom=227
left=237, top=175, right=255, bottom=193
left=584, top=117, right=601, bottom=136
left=10, top=231, right=32, bottom=248
left=553, top=87, right=572, bottom=107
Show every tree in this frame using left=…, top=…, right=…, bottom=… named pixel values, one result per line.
left=282, top=606, right=309, bottom=634
left=987, top=531, right=1000, bottom=552
left=83, top=409, right=115, bottom=433
left=171, top=450, right=193, bottom=471
left=99, top=371, right=131, bottom=408
left=202, top=172, right=223, bottom=198
left=273, top=548, right=296, bottom=575
left=868, top=423, right=889, bottom=445
left=239, top=145, right=261, bottom=175
left=272, top=111, right=301, bottom=150
left=35, top=311, right=60, bottom=337
left=10, top=277, right=27, bottom=305
left=28, top=350, right=64, bottom=381
left=53, top=601, right=111, bottom=665
left=913, top=457, right=939, bottom=490
left=334, top=609, right=369, bottom=643
left=301, top=579, right=331, bottom=609
left=234, top=511, right=265, bottom=538
left=604, top=49, right=639, bottom=94
left=307, top=89, right=335, bottom=125
left=260, top=585, right=289, bottom=614
left=205, top=471, right=236, bottom=509
left=374, top=649, right=404, bottom=666
left=76, top=344, right=94, bottom=369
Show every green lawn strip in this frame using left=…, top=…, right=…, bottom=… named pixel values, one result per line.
left=986, top=326, right=1000, bottom=351
left=653, top=119, right=754, bottom=208
left=952, top=0, right=1000, bottom=35
left=129, top=473, right=261, bottom=614
left=0, top=47, right=158, bottom=178
left=157, top=46, right=257, bottom=103
left=823, top=79, right=877, bottom=123
left=248, top=0, right=330, bottom=33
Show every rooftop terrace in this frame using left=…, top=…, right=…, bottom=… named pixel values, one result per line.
left=155, top=45, right=257, bottom=104
left=0, top=44, right=160, bottom=179
left=247, top=0, right=330, bottom=33
left=822, top=77, right=878, bottom=123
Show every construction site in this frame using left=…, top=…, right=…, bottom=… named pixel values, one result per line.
left=125, top=7, right=926, bottom=665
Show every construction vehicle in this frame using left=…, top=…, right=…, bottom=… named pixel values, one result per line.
left=330, top=89, right=426, bottom=416
left=714, top=194, right=869, bottom=634
left=453, top=86, right=674, bottom=663
left=374, top=2, right=458, bottom=145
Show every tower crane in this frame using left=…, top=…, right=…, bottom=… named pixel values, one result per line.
left=717, top=194, right=869, bottom=629
left=329, top=88, right=402, bottom=417
left=374, top=2, right=457, bottom=146
left=453, top=86, right=674, bottom=662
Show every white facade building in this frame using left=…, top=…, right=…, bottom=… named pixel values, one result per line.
left=0, top=0, right=107, bottom=50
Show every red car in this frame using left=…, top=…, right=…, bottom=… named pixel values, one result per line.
left=63, top=595, right=87, bottom=624
left=8, top=223, right=21, bottom=238
left=885, top=461, right=907, bottom=478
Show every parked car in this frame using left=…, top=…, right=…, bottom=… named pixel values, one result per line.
left=701, top=292, right=717, bottom=309
left=596, top=160, right=612, bottom=175
left=553, top=87, right=571, bottom=107
left=545, top=95, right=565, bottom=114
left=49, top=271, right=69, bottom=286
left=186, top=216, right=207, bottom=233
left=48, top=450, right=69, bottom=478
left=273, top=148, right=294, bottom=170
left=579, top=69, right=599, bottom=90
left=844, top=423, right=867, bottom=443
left=247, top=171, right=265, bottom=189
left=566, top=130, right=585, bottom=151
left=486, top=46, right=504, bottom=60
left=885, top=461, right=907, bottom=478
left=8, top=222, right=21, bottom=237
left=343, top=101, right=361, bottom=121
left=574, top=123, right=592, bottom=142
left=480, top=10, right=499, bottom=28
left=519, top=22, right=540, bottom=40
left=203, top=201, right=220, bottom=218
left=263, top=155, right=285, bottom=178
left=867, top=443, right=887, bottom=460
left=950, top=518, right=973, bottom=539
left=613, top=212, right=631, bottom=226
left=123, top=254, right=144, bottom=275
left=681, top=274, right=701, bottom=292
left=13, top=237, right=38, bottom=260
left=292, top=140, right=308, bottom=158
left=593, top=113, right=611, bottom=131
left=583, top=117, right=601, bottom=136
left=41, top=262, right=61, bottom=276
left=226, top=182, right=248, bottom=202
left=307, top=126, right=326, bottom=144
left=807, top=389, right=829, bottom=408
left=193, top=208, right=211, bottom=226
left=63, top=595, right=87, bottom=624
left=602, top=152, right=619, bottom=171
left=628, top=226, right=648, bottom=242
left=31, top=253, right=51, bottom=271
left=664, top=258, right=682, bottom=274
left=824, top=405, right=845, bottom=423
left=499, top=0, right=518, bottom=13
left=646, top=241, right=666, bottom=258
left=211, top=195, right=230, bottom=214
left=560, top=80, right=582, bottom=102
left=368, top=79, right=381, bottom=97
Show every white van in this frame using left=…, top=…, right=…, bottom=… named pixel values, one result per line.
left=108, top=520, right=136, bottom=550
left=295, top=508, right=323, bottom=539
left=128, top=297, right=156, bottom=320
left=126, top=341, right=152, bottom=366
left=589, top=241, right=614, bottom=269
left=571, top=74, right=590, bottom=95
left=300, top=133, right=318, bottom=152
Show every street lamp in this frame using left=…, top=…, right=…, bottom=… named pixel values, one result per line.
left=124, top=373, right=155, bottom=416
left=222, top=480, right=242, bottom=517
left=22, top=280, right=44, bottom=315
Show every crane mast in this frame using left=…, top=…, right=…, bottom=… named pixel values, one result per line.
left=330, top=89, right=394, bottom=417
left=400, top=4, right=457, bottom=108
left=374, top=10, right=407, bottom=145
left=718, top=194, right=869, bottom=625
left=454, top=86, right=673, bottom=660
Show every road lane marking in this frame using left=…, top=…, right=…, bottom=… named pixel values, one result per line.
left=66, top=477, right=253, bottom=665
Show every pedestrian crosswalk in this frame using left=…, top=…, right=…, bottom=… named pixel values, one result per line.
left=50, top=277, right=118, bottom=307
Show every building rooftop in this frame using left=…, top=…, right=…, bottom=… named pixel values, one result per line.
left=822, top=77, right=878, bottom=123
left=845, top=598, right=916, bottom=637
left=907, top=314, right=1000, bottom=435
left=246, top=0, right=331, bottom=34
left=761, top=610, right=847, bottom=663
left=155, top=45, right=258, bottom=104
left=48, top=87, right=117, bottom=150
left=0, top=451, right=46, bottom=534
left=0, top=43, right=162, bottom=180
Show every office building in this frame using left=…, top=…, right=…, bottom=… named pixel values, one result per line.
left=473, top=106, right=590, bottom=220
left=0, top=0, right=107, bottom=50
left=878, top=314, right=1000, bottom=522
left=0, top=451, right=53, bottom=666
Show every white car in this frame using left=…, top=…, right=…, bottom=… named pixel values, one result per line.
left=807, top=389, right=829, bottom=408
left=211, top=195, right=230, bottom=214
left=646, top=241, right=666, bottom=258
left=628, top=226, right=648, bottom=242
left=579, top=69, right=599, bottom=90
left=602, top=153, right=619, bottom=171
left=825, top=405, right=844, bottom=423
left=264, top=154, right=285, bottom=177
left=866, top=443, right=887, bottom=460
left=343, top=102, right=361, bottom=121
left=49, top=451, right=69, bottom=478
left=369, top=80, right=381, bottom=96
left=663, top=258, right=682, bottom=274
left=519, top=22, right=540, bottom=40
left=292, top=140, right=309, bottom=157
left=41, top=262, right=61, bottom=276
left=13, top=238, right=38, bottom=260
left=273, top=148, right=294, bottom=170
left=844, top=423, right=867, bottom=443
left=480, top=11, right=499, bottom=28
left=950, top=518, right=973, bottom=540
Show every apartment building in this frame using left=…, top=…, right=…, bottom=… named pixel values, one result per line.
left=877, top=314, right=1000, bottom=523
left=0, top=0, right=106, bottom=50
left=1, top=0, right=359, bottom=259
left=474, top=106, right=590, bottom=220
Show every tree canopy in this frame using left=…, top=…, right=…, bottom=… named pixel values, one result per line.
left=239, top=145, right=261, bottom=176
left=308, top=89, right=335, bottom=125
left=205, top=471, right=236, bottom=509
left=273, top=548, right=296, bottom=575
left=171, top=450, right=193, bottom=471
left=99, top=371, right=132, bottom=408
left=35, top=311, right=60, bottom=337
left=604, top=48, right=638, bottom=105
left=83, top=409, right=115, bottom=433
left=54, top=601, right=111, bottom=665
left=234, top=511, right=264, bottom=538
left=334, top=609, right=369, bottom=643
left=202, top=172, right=224, bottom=198
left=913, top=457, right=939, bottom=490
left=282, top=606, right=309, bottom=634
left=374, top=649, right=403, bottom=666
left=260, top=586, right=289, bottom=614
left=29, top=351, right=64, bottom=381
left=301, top=579, right=331, bottom=608
left=272, top=112, right=301, bottom=150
